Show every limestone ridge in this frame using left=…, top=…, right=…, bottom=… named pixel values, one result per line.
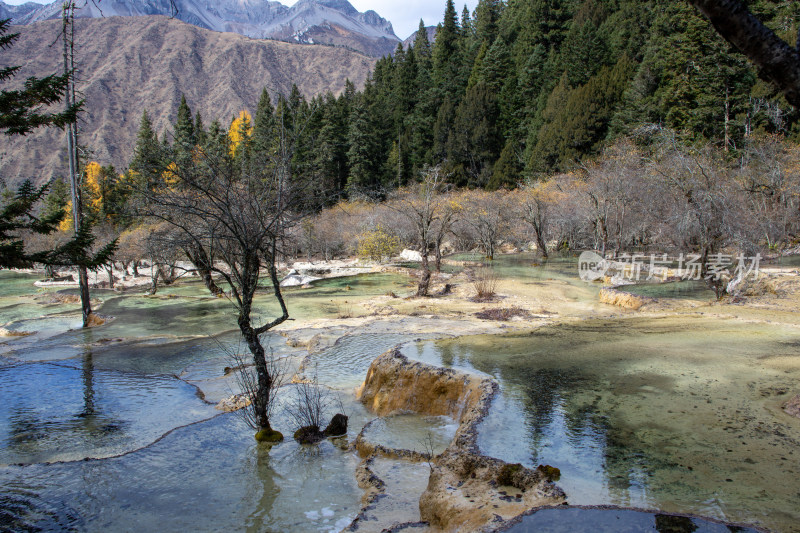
left=0, top=16, right=375, bottom=184
left=354, top=348, right=566, bottom=532
left=0, top=0, right=400, bottom=57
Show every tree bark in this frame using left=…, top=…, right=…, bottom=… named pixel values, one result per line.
left=63, top=5, right=92, bottom=327
left=688, top=0, right=800, bottom=107
left=417, top=248, right=431, bottom=297
left=185, top=247, right=224, bottom=296
left=240, top=322, right=274, bottom=432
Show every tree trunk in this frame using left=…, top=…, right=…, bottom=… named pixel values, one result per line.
left=536, top=230, right=549, bottom=260
left=186, top=247, right=224, bottom=296
left=688, top=0, right=800, bottom=107
left=240, top=323, right=274, bottom=432
left=149, top=263, right=159, bottom=295
left=434, top=241, right=443, bottom=273
left=63, top=5, right=92, bottom=328
left=132, top=261, right=139, bottom=277
left=417, top=249, right=431, bottom=297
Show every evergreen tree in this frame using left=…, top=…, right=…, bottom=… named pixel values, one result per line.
left=128, top=110, right=163, bottom=190
left=174, top=94, right=195, bottom=149
left=449, top=81, right=501, bottom=187
left=432, top=0, right=462, bottom=100
left=346, top=98, right=380, bottom=193
left=0, top=18, right=81, bottom=135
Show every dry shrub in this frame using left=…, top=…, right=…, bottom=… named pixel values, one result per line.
left=284, top=371, right=346, bottom=444
left=471, top=266, right=497, bottom=300
left=225, top=341, right=289, bottom=431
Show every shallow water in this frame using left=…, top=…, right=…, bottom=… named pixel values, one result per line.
left=0, top=414, right=363, bottom=533
left=403, top=317, right=800, bottom=532
left=504, top=507, right=761, bottom=533
left=620, top=281, right=716, bottom=300
left=0, top=270, right=429, bottom=532
left=360, top=414, right=457, bottom=455
left=0, top=360, right=215, bottom=465
left=3, top=263, right=796, bottom=531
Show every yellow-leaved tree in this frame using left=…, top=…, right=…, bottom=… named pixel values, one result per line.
left=59, top=200, right=73, bottom=232
left=229, top=110, right=253, bottom=156
left=84, top=161, right=104, bottom=215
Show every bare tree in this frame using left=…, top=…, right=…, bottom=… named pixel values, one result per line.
left=388, top=166, right=456, bottom=296
left=453, top=189, right=511, bottom=261
left=136, top=110, right=309, bottom=441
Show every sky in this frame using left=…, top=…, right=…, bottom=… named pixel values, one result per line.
left=4, top=0, right=480, bottom=39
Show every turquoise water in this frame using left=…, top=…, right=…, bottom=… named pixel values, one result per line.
left=403, top=317, right=800, bottom=533
left=0, top=270, right=430, bottom=532
left=620, top=281, right=715, bottom=300
left=2, top=264, right=794, bottom=532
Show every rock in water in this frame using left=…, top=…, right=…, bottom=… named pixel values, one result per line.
left=323, top=414, right=348, bottom=437
left=215, top=394, right=251, bottom=412
left=293, top=425, right=324, bottom=444
left=784, top=395, right=800, bottom=419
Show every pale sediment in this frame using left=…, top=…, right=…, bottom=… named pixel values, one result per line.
left=599, top=287, right=651, bottom=310
left=350, top=348, right=566, bottom=532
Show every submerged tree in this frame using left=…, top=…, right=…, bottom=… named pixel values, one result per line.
left=136, top=100, right=310, bottom=441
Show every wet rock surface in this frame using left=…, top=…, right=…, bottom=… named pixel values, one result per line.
left=324, top=413, right=349, bottom=437
left=352, top=348, right=566, bottom=532
left=785, top=394, right=800, bottom=419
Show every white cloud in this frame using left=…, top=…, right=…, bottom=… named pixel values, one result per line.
left=4, top=0, right=480, bottom=40
left=329, top=0, right=480, bottom=40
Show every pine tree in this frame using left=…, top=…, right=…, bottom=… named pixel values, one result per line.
left=412, top=20, right=432, bottom=63
left=253, top=88, right=276, bottom=157
left=194, top=111, right=207, bottom=147
left=432, top=0, right=462, bottom=101
left=449, top=81, right=501, bottom=187
left=346, top=98, right=380, bottom=193
left=474, top=0, right=501, bottom=46
left=128, top=110, right=163, bottom=190
left=0, top=18, right=82, bottom=135
left=174, top=94, right=195, bottom=149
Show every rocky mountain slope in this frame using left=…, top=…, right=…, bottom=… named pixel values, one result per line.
left=0, top=0, right=401, bottom=57
left=1, top=16, right=375, bottom=183
left=402, top=25, right=436, bottom=50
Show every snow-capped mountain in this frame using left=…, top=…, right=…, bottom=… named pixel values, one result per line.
left=1, top=0, right=400, bottom=56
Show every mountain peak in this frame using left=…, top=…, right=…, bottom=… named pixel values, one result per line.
left=0, top=0, right=400, bottom=56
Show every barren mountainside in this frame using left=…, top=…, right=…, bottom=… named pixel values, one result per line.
left=1, top=16, right=376, bottom=184
left=0, top=0, right=401, bottom=57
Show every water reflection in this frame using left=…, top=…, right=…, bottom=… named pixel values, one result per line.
left=403, top=317, right=800, bottom=532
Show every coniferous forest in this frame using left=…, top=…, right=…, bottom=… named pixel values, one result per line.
left=104, top=0, right=799, bottom=205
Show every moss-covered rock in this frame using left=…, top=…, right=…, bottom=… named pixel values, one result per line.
left=323, top=413, right=348, bottom=437
left=536, top=464, right=561, bottom=482
left=254, top=429, right=284, bottom=443
left=293, top=425, right=324, bottom=444
left=496, top=463, right=524, bottom=487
